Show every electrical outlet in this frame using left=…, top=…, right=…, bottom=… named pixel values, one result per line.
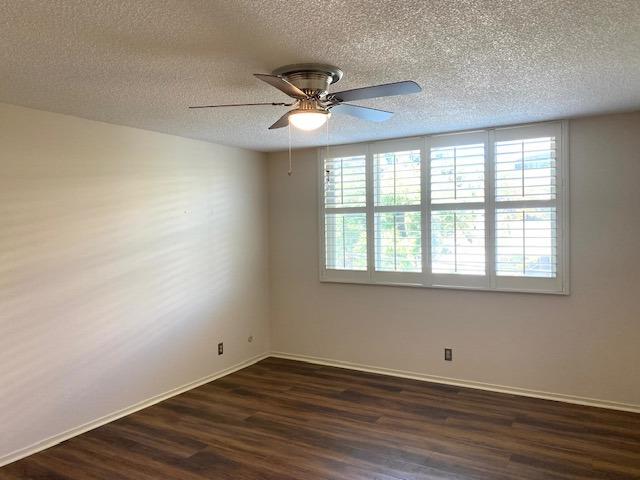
left=444, top=348, right=453, bottom=361
left=218, top=342, right=223, bottom=355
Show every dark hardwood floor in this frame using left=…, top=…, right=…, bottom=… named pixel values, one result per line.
left=2, top=357, right=640, bottom=479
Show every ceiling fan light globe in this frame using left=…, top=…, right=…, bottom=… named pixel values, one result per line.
left=289, top=111, right=330, bottom=131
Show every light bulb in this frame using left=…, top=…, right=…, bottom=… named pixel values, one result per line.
left=289, top=111, right=330, bottom=131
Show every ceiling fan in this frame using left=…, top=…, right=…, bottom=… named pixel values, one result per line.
left=189, top=63, right=422, bottom=131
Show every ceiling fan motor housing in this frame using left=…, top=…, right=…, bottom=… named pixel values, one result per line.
left=272, top=63, right=343, bottom=97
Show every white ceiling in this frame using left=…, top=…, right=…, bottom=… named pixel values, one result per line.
left=1, top=1, right=639, bottom=152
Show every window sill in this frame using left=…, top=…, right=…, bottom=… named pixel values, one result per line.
left=319, top=272, right=569, bottom=295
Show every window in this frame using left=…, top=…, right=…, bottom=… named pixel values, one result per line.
left=372, top=142, right=422, bottom=276
left=320, top=122, right=568, bottom=294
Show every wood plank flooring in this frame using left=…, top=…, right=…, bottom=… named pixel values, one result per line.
left=2, top=357, right=640, bottom=479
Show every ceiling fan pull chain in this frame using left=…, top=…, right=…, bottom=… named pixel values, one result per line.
left=326, top=115, right=330, bottom=160
left=288, top=122, right=293, bottom=176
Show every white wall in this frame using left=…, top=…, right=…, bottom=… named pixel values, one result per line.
left=268, top=112, right=640, bottom=407
left=0, top=103, right=270, bottom=460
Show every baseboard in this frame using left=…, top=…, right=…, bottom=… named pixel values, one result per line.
left=3, top=350, right=638, bottom=469
left=270, top=351, right=640, bottom=414
left=0, top=352, right=270, bottom=468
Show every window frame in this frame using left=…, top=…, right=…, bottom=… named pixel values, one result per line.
left=318, top=121, right=570, bottom=295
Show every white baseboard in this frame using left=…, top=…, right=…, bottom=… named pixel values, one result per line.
left=271, top=351, right=640, bottom=414
left=3, top=350, right=638, bottom=469
left=0, top=352, right=270, bottom=468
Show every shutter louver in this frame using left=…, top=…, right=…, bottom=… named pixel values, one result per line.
left=324, top=155, right=366, bottom=208
left=496, top=208, right=557, bottom=277
left=431, top=144, right=485, bottom=204
left=374, top=150, right=421, bottom=206
left=374, top=212, right=421, bottom=272
left=431, top=210, right=485, bottom=275
left=495, top=137, right=556, bottom=202
left=325, top=213, right=367, bottom=271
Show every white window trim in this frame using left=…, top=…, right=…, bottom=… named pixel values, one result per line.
left=318, top=120, right=570, bottom=295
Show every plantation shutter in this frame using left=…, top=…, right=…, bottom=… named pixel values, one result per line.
left=370, top=139, right=424, bottom=284
left=319, top=122, right=568, bottom=294
left=322, top=146, right=369, bottom=276
left=428, top=131, right=489, bottom=288
left=493, top=123, right=565, bottom=293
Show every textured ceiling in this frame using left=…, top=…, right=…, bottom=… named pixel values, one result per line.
left=1, top=1, right=639, bottom=152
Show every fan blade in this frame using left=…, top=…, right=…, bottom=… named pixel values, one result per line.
left=329, top=81, right=421, bottom=103
left=254, top=74, right=308, bottom=99
left=189, top=102, right=292, bottom=109
left=330, top=103, right=393, bottom=122
left=268, top=111, right=294, bottom=130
